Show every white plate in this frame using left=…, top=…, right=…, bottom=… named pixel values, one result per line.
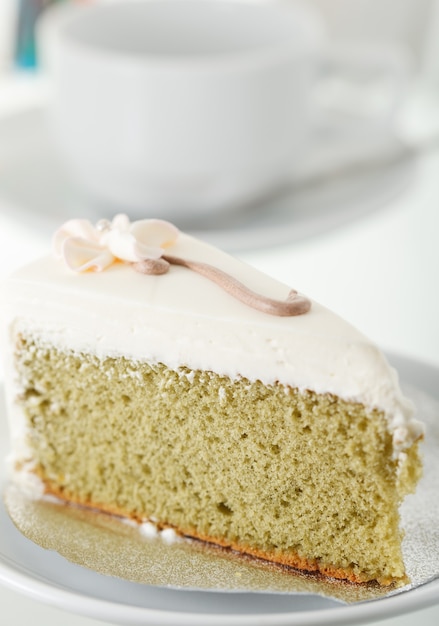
left=0, top=352, right=438, bottom=626
left=0, top=107, right=415, bottom=252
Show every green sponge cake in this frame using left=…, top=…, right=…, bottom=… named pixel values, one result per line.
left=1, top=215, right=423, bottom=585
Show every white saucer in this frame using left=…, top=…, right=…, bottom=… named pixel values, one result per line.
left=0, top=352, right=438, bottom=626
left=0, top=107, right=415, bottom=252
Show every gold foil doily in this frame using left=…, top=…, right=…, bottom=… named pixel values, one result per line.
left=4, top=385, right=439, bottom=606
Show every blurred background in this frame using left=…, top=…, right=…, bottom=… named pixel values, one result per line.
left=1, top=0, right=439, bottom=237
left=0, top=0, right=438, bottom=393
left=0, top=3, right=439, bottom=626
left=2, top=0, right=439, bottom=75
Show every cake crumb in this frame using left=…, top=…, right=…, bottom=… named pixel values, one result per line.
left=185, top=371, right=195, bottom=384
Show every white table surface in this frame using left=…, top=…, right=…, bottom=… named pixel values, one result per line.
left=0, top=73, right=438, bottom=626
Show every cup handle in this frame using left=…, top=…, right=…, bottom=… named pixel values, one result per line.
left=315, top=41, right=413, bottom=125
left=292, top=42, right=413, bottom=187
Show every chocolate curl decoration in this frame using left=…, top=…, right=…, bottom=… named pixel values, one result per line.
left=133, top=255, right=311, bottom=317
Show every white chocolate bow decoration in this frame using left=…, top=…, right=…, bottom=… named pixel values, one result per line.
left=53, top=215, right=311, bottom=317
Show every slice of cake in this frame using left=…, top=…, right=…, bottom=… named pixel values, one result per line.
left=0, top=215, right=423, bottom=586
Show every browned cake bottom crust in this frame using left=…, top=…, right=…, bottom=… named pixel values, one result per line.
left=39, top=475, right=404, bottom=587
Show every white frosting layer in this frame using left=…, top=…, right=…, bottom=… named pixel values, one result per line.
left=1, top=231, right=423, bottom=454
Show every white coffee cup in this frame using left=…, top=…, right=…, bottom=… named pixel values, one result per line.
left=39, top=0, right=323, bottom=217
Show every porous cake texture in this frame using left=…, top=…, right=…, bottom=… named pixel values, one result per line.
left=15, top=336, right=421, bottom=585
left=1, top=216, right=423, bottom=586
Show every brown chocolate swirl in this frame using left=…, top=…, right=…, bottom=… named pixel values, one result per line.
left=133, top=255, right=311, bottom=317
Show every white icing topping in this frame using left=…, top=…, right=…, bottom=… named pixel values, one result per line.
left=160, top=528, right=181, bottom=544
left=218, top=387, right=227, bottom=403
left=138, top=521, right=180, bottom=543
left=0, top=229, right=423, bottom=457
left=139, top=521, right=159, bottom=539
left=55, top=215, right=311, bottom=316
left=9, top=464, right=45, bottom=499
